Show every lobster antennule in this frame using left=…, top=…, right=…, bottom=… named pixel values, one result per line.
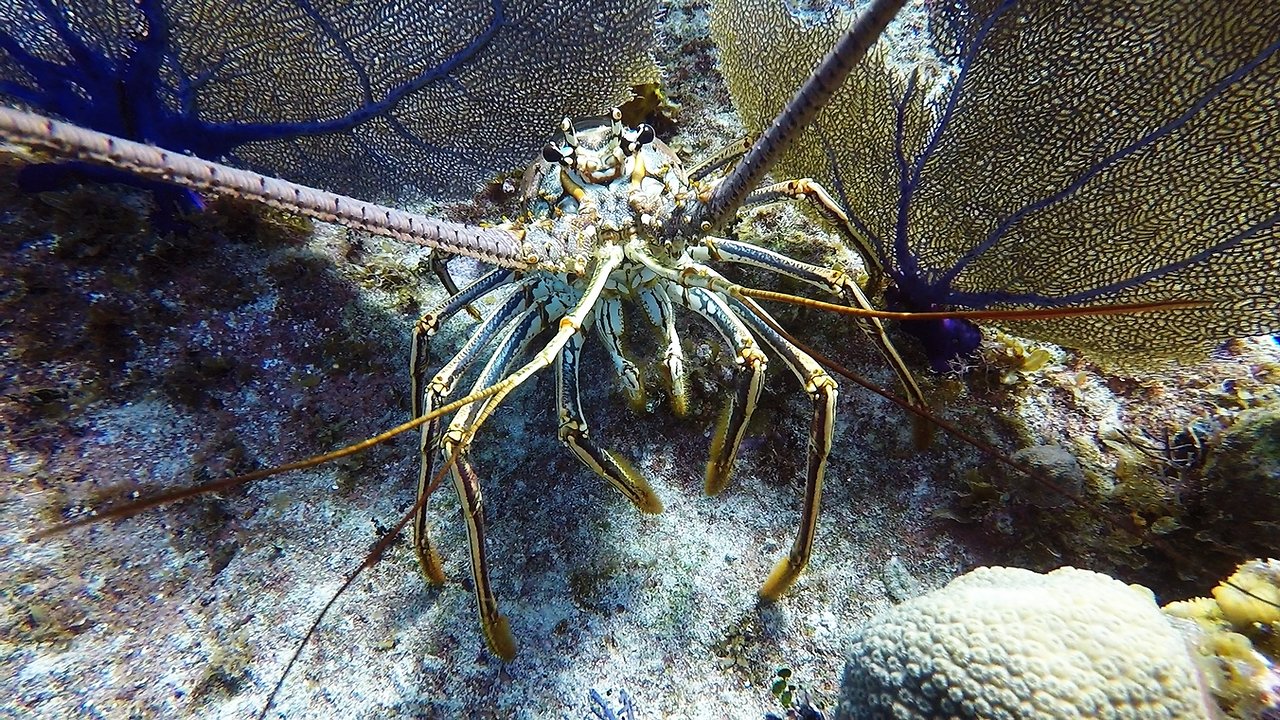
left=23, top=368, right=524, bottom=542
left=737, top=300, right=1202, bottom=567
left=254, top=459, right=456, bottom=720
left=735, top=286, right=1211, bottom=322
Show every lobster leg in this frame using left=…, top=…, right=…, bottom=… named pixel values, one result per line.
left=740, top=177, right=883, bottom=293
left=455, top=244, right=623, bottom=444
left=439, top=306, right=546, bottom=661
left=440, top=451, right=517, bottom=660
left=687, top=135, right=752, bottom=182
left=437, top=249, right=621, bottom=659
left=411, top=267, right=513, bottom=416
left=428, top=254, right=486, bottom=321
left=728, top=296, right=837, bottom=599
left=413, top=285, right=530, bottom=584
left=637, top=285, right=689, bottom=417
left=592, top=297, right=645, bottom=411
left=555, top=330, right=664, bottom=513
left=662, top=281, right=766, bottom=495
left=694, top=237, right=930, bottom=445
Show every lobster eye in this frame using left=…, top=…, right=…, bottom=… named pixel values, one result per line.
left=619, top=124, right=657, bottom=156
left=636, top=124, right=655, bottom=146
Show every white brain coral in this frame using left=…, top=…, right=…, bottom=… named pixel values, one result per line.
left=835, top=566, right=1216, bottom=719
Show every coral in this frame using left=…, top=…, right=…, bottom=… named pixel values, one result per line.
left=711, top=0, right=1280, bottom=370
left=834, top=566, right=1215, bottom=719
left=1184, top=404, right=1280, bottom=573
left=1000, top=443, right=1085, bottom=509
left=1164, top=559, right=1280, bottom=719
left=0, top=0, right=658, bottom=201
left=1214, top=561, right=1280, bottom=632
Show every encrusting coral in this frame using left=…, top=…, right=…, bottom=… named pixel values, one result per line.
left=834, top=566, right=1219, bottom=719
left=1165, top=559, right=1280, bottom=720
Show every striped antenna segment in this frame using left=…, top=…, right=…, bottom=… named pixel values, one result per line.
left=0, top=106, right=531, bottom=269
left=694, top=0, right=906, bottom=232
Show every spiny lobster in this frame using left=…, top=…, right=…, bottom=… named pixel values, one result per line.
left=0, top=0, right=1273, bottom=716
left=4, top=0, right=937, bottom=661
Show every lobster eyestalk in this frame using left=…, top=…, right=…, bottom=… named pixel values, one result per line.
left=690, top=0, right=908, bottom=233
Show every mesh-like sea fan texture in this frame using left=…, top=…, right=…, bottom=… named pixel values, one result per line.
left=711, top=0, right=1280, bottom=360
left=0, top=0, right=657, bottom=202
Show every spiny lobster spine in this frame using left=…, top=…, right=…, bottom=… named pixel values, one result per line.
left=0, top=106, right=530, bottom=269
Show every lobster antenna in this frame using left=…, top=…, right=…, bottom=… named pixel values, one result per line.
left=0, top=106, right=530, bottom=269
left=692, top=0, right=907, bottom=232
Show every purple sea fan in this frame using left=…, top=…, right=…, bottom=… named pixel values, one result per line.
left=0, top=0, right=658, bottom=203
left=712, top=0, right=1280, bottom=371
